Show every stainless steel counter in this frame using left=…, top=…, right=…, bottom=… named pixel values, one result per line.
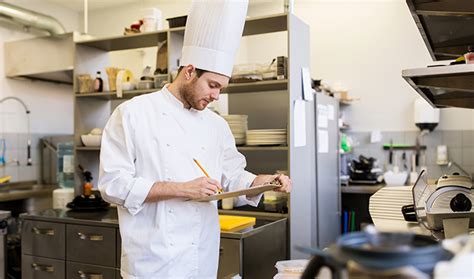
left=0, top=181, right=56, bottom=202
left=22, top=207, right=287, bottom=238
left=22, top=207, right=288, bottom=278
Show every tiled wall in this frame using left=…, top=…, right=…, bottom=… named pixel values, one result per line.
left=345, top=130, right=474, bottom=180
left=0, top=133, right=51, bottom=183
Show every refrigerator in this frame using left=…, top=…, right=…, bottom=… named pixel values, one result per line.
left=314, top=93, right=341, bottom=249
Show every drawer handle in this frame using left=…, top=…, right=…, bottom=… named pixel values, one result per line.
left=32, top=227, right=55, bottom=236
left=77, top=232, right=104, bottom=241
left=78, top=270, right=104, bottom=279
left=220, top=247, right=224, bottom=256
left=32, top=263, right=54, bottom=273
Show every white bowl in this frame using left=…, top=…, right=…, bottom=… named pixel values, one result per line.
left=81, top=134, right=102, bottom=147
left=384, top=171, right=408, bottom=186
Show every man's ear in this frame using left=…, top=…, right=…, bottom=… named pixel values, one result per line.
left=184, top=65, right=195, bottom=80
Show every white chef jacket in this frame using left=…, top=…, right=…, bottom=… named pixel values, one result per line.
left=99, top=85, right=259, bottom=279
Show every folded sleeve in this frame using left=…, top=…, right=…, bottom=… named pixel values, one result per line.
left=220, top=122, right=261, bottom=207
left=98, top=104, right=155, bottom=215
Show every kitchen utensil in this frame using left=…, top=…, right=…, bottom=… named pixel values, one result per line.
left=383, top=170, right=408, bottom=186
left=389, top=139, right=393, bottom=165
left=402, top=171, right=474, bottom=238
left=67, top=190, right=110, bottom=211
left=137, top=80, right=154, bottom=90
left=299, top=229, right=453, bottom=279
left=410, top=153, right=418, bottom=184
left=222, top=115, right=248, bottom=145
left=219, top=215, right=255, bottom=231
left=105, top=67, right=120, bottom=91
left=154, top=74, right=168, bottom=88
left=246, top=129, right=287, bottom=146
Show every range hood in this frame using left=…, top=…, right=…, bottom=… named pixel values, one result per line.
left=403, top=0, right=474, bottom=109
left=4, top=32, right=75, bottom=85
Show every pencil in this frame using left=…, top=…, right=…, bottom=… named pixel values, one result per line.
left=193, top=158, right=222, bottom=194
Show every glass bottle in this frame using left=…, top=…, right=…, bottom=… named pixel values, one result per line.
left=94, top=71, right=104, bottom=92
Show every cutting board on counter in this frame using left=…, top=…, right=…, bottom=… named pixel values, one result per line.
left=219, top=215, right=256, bottom=232
left=191, top=184, right=280, bottom=202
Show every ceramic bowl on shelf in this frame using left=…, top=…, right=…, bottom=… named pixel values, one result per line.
left=383, top=170, right=408, bottom=186
left=81, top=134, right=102, bottom=147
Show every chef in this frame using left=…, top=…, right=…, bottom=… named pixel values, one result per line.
left=99, top=0, right=292, bottom=278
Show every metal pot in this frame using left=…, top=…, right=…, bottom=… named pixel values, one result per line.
left=300, top=231, right=452, bottom=279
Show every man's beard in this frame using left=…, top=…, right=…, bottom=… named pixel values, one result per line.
left=181, top=81, right=206, bottom=110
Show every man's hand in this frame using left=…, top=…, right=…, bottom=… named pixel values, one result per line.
left=252, top=174, right=292, bottom=193
left=179, top=177, right=223, bottom=199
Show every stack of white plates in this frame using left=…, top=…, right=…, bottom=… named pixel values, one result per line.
left=246, top=129, right=287, bottom=146
left=222, top=115, right=248, bottom=145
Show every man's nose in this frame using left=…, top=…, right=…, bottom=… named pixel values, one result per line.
left=210, top=90, right=220, bottom=101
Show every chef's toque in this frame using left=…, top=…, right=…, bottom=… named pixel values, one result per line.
left=180, top=0, right=248, bottom=77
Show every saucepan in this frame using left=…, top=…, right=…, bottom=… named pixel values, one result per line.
left=299, top=228, right=452, bottom=279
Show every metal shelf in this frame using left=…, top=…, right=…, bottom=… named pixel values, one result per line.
left=402, top=64, right=474, bottom=109
left=341, top=185, right=384, bottom=194
left=78, top=13, right=288, bottom=52
left=75, top=80, right=288, bottom=100
left=77, top=31, right=168, bottom=51
left=225, top=80, right=288, bottom=94
left=76, top=146, right=100, bottom=151
left=76, top=146, right=287, bottom=152
left=237, top=146, right=288, bottom=151
left=75, top=89, right=159, bottom=100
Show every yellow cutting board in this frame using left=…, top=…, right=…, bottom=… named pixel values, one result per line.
left=219, top=215, right=256, bottom=232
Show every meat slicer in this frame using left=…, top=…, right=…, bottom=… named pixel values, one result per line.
left=402, top=170, right=474, bottom=239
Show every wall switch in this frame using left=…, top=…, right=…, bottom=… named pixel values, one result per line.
left=436, top=145, right=448, bottom=165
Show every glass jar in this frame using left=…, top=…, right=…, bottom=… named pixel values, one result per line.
left=57, top=142, right=75, bottom=188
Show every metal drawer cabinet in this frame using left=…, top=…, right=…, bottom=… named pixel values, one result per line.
left=22, top=220, right=66, bottom=259
left=218, top=239, right=241, bottom=279
left=22, top=255, right=65, bottom=279
left=67, top=262, right=116, bottom=279
left=66, top=224, right=116, bottom=267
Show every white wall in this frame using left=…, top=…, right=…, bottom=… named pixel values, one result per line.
left=86, top=0, right=474, bottom=132
left=0, top=0, right=81, bottom=134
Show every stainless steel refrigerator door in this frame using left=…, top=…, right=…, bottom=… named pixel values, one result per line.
left=315, top=94, right=341, bottom=248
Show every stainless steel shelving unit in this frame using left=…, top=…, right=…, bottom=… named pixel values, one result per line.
left=403, top=0, right=474, bottom=109
left=73, top=12, right=319, bottom=259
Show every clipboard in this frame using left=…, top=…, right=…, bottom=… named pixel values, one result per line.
left=191, top=184, right=281, bottom=202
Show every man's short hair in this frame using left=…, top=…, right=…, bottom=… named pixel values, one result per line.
left=177, top=66, right=207, bottom=78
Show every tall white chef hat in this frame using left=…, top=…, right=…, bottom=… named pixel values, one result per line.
left=180, top=0, right=249, bottom=78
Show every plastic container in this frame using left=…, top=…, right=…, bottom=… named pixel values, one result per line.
left=57, top=142, right=75, bottom=188
left=222, top=198, right=234, bottom=210
left=52, top=188, right=75, bottom=209
left=273, top=259, right=309, bottom=279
